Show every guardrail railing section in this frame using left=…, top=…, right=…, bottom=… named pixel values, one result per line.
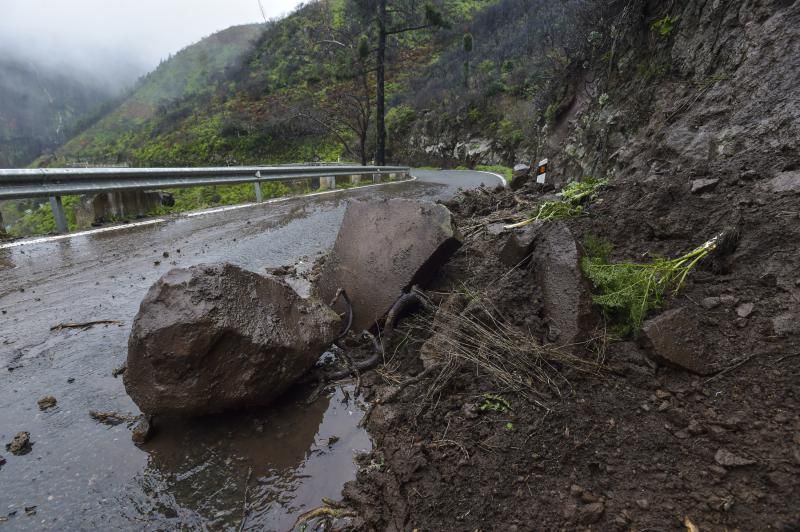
left=0, top=165, right=411, bottom=234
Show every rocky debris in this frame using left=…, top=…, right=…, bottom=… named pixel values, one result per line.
left=112, top=364, right=127, bottom=378
left=578, top=502, right=605, bottom=524
left=691, top=178, right=720, bottom=194
left=736, top=302, right=754, bottom=318
left=640, top=308, right=714, bottom=375
left=131, top=417, right=153, bottom=445
left=510, top=164, right=531, bottom=190
left=125, top=263, right=341, bottom=416
left=715, top=448, right=756, bottom=467
left=533, top=222, right=594, bottom=346
left=6, top=432, right=32, bottom=455
left=317, top=199, right=461, bottom=332
left=771, top=313, right=800, bottom=337
left=500, top=223, right=540, bottom=267
left=760, top=171, right=800, bottom=194
left=37, top=396, right=57, bottom=410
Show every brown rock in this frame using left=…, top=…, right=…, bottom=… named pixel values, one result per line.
left=37, top=396, right=57, bottom=410
left=510, top=164, right=531, bottom=190
left=124, top=263, right=340, bottom=416
left=500, top=222, right=540, bottom=267
left=714, top=448, right=756, bottom=467
left=640, top=308, right=714, bottom=375
left=578, top=502, right=605, bottom=524
left=6, top=432, right=32, bottom=455
left=317, top=199, right=461, bottom=331
left=533, top=222, right=595, bottom=346
left=735, top=302, right=754, bottom=318
left=691, top=178, right=720, bottom=194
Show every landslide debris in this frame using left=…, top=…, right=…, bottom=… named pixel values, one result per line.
left=124, top=263, right=341, bottom=417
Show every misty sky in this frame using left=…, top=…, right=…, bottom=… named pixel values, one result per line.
left=0, top=0, right=303, bottom=90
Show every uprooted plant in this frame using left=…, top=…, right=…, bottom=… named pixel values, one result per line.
left=581, top=232, right=732, bottom=334
left=505, top=177, right=607, bottom=229
left=415, top=290, right=602, bottom=410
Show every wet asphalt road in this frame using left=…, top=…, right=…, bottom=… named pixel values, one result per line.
left=0, top=170, right=501, bottom=531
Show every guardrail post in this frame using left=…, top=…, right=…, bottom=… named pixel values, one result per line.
left=254, top=182, right=263, bottom=203
left=49, top=196, right=68, bottom=233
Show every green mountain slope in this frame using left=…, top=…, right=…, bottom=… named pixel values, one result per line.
left=53, top=24, right=264, bottom=165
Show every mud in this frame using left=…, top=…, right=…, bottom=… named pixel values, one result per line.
left=343, top=177, right=800, bottom=530
left=0, top=171, right=499, bottom=530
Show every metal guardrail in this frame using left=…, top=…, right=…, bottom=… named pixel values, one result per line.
left=0, top=165, right=411, bottom=233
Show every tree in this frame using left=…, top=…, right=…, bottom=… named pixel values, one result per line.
left=463, top=32, right=473, bottom=89
left=372, top=1, right=448, bottom=165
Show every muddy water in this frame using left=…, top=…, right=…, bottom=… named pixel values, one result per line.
left=0, top=172, right=499, bottom=530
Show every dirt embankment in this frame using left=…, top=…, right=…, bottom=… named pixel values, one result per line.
left=339, top=2, right=799, bottom=530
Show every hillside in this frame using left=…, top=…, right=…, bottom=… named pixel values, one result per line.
left=50, top=23, right=264, bottom=166
left=0, top=56, right=117, bottom=168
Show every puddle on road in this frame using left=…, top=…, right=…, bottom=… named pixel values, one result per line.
left=0, top=384, right=370, bottom=531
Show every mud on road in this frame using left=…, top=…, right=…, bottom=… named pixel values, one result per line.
left=0, top=171, right=501, bottom=530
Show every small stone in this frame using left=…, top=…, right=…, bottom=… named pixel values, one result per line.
left=570, top=484, right=584, bottom=496
left=655, top=389, right=671, bottom=399
left=709, top=465, right=727, bottom=477
left=658, top=401, right=671, bottom=412
left=162, top=251, right=169, bottom=258
left=6, top=432, right=33, bottom=455
left=578, top=502, right=605, bottom=524
left=67, top=377, right=75, bottom=384
left=674, top=430, right=690, bottom=439
left=687, top=420, right=703, bottom=435
left=691, top=178, right=720, bottom=194
left=37, top=396, right=57, bottom=410
left=701, top=297, right=721, bottom=310
left=719, top=295, right=738, bottom=306
left=715, top=448, right=755, bottom=467
left=635, top=499, right=649, bottom=509
left=736, top=303, right=754, bottom=318
left=0, top=455, right=6, bottom=467
left=131, top=417, right=153, bottom=445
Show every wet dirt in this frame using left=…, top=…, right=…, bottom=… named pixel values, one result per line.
left=0, top=171, right=499, bottom=530
left=343, top=180, right=800, bottom=531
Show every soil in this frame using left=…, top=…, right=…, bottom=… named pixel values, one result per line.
left=340, top=178, right=800, bottom=531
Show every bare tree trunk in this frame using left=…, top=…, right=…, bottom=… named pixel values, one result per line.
left=375, top=0, right=387, bottom=166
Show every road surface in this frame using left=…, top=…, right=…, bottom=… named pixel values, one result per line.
left=0, top=169, right=501, bottom=531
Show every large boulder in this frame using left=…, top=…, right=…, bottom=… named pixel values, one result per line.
left=533, top=222, right=595, bottom=346
left=640, top=307, right=714, bottom=375
left=124, top=263, right=340, bottom=416
left=317, top=199, right=462, bottom=331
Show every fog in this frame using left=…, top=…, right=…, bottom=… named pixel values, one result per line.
left=0, top=0, right=303, bottom=93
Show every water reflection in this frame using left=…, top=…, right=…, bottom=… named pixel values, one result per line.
left=120, top=386, right=369, bottom=531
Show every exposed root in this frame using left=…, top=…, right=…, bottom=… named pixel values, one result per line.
left=329, top=288, right=353, bottom=341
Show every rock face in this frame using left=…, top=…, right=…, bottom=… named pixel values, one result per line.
left=640, top=307, right=714, bottom=375
left=124, top=263, right=341, bottom=416
left=533, top=222, right=595, bottom=346
left=317, top=199, right=462, bottom=332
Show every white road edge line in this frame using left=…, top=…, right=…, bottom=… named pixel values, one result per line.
left=0, top=175, right=419, bottom=249
left=474, top=170, right=509, bottom=188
